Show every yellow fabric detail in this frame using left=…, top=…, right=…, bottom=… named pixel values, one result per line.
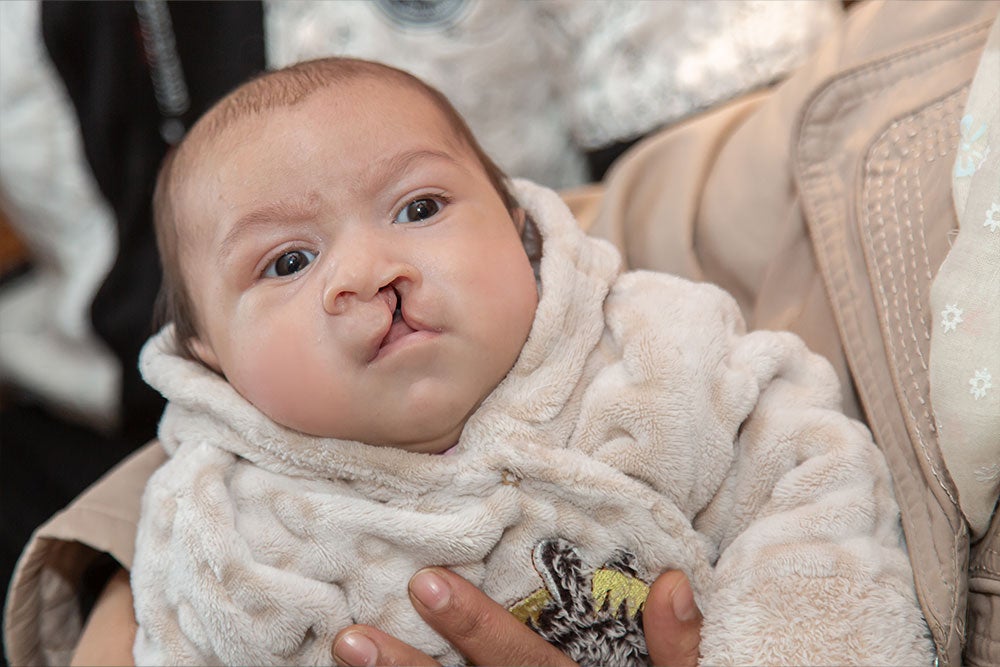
left=509, top=588, right=551, bottom=624
left=592, top=568, right=649, bottom=619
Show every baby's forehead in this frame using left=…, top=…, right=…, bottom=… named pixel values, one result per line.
left=169, top=77, right=469, bottom=221
left=202, top=75, right=451, bottom=142
left=186, top=84, right=459, bottom=185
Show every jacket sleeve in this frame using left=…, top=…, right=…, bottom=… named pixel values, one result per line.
left=599, top=270, right=933, bottom=665
left=686, top=291, right=933, bottom=665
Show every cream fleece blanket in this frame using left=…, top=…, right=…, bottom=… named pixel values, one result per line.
left=133, top=180, right=933, bottom=665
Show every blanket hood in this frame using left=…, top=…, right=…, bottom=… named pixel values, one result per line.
left=139, top=180, right=621, bottom=482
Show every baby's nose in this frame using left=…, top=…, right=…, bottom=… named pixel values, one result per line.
left=321, top=266, right=374, bottom=315
left=321, top=268, right=402, bottom=316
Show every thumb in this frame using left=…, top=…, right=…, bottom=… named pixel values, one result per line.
left=643, top=570, right=702, bottom=667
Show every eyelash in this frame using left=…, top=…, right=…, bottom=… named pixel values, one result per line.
left=393, top=192, right=452, bottom=224
left=261, top=246, right=317, bottom=279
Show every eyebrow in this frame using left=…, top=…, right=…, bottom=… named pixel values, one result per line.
left=352, top=148, right=471, bottom=197
left=218, top=193, right=322, bottom=263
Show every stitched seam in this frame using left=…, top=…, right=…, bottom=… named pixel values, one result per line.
left=793, top=17, right=996, bottom=155
left=890, top=152, right=929, bottom=379
left=863, top=130, right=957, bottom=509
left=901, top=162, right=931, bottom=368
left=900, top=157, right=934, bottom=434
left=871, top=129, right=971, bottom=643
left=898, top=154, right=936, bottom=434
left=796, top=26, right=989, bottom=501
left=900, top=96, right=969, bottom=644
left=907, top=98, right=964, bottom=420
left=860, top=132, right=953, bottom=628
left=843, top=178, right=953, bottom=641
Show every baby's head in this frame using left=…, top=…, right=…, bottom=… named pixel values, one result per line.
left=153, top=57, right=539, bottom=453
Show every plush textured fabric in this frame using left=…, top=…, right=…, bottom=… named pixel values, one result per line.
left=133, top=180, right=933, bottom=665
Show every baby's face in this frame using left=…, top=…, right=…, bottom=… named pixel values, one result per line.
left=176, top=78, right=538, bottom=452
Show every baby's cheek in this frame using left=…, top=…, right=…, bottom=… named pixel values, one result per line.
left=228, top=337, right=318, bottom=428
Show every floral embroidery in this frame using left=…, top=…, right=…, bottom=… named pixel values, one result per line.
left=940, top=304, right=964, bottom=333
left=985, top=201, right=1000, bottom=233
left=955, top=114, right=990, bottom=178
left=969, top=368, right=993, bottom=400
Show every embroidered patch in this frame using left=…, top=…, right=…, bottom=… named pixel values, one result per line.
left=509, top=539, right=650, bottom=667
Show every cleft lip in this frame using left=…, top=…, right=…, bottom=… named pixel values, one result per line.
left=369, top=286, right=419, bottom=362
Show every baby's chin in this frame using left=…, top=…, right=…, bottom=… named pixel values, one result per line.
left=287, top=419, right=464, bottom=456
left=353, top=404, right=472, bottom=455
left=367, top=430, right=464, bottom=456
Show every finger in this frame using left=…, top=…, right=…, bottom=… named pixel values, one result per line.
left=333, top=625, right=439, bottom=667
left=643, top=570, right=703, bottom=667
left=408, top=567, right=577, bottom=667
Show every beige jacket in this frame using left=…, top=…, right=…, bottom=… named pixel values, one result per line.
left=5, top=1, right=998, bottom=665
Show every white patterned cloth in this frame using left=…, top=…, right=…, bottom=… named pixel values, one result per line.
left=929, top=17, right=1000, bottom=538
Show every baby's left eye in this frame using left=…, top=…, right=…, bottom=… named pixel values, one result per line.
left=395, top=197, right=442, bottom=224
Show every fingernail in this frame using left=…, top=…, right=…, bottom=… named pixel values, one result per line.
left=672, top=578, right=697, bottom=623
left=409, top=568, right=450, bottom=612
left=333, top=631, right=378, bottom=667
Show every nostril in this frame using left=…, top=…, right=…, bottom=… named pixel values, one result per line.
left=392, top=287, right=402, bottom=320
left=324, top=287, right=351, bottom=315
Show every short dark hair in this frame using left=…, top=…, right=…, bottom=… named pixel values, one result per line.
left=153, top=57, right=518, bottom=360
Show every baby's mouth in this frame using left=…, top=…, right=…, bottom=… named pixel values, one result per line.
left=378, top=288, right=417, bottom=352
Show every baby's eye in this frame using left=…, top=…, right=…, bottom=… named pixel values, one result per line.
left=395, top=197, right=442, bottom=224
left=264, top=249, right=316, bottom=278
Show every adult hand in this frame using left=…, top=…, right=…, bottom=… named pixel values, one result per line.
left=332, top=567, right=702, bottom=667
left=643, top=569, right=703, bottom=667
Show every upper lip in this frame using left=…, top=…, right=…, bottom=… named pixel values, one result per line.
left=369, top=286, right=419, bottom=361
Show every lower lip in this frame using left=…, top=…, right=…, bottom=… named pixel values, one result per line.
left=371, top=329, right=439, bottom=363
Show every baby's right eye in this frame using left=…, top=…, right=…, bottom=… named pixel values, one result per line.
left=264, top=250, right=317, bottom=278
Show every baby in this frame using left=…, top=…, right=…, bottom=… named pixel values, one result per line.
left=133, top=57, right=933, bottom=665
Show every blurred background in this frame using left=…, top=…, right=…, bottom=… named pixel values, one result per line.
left=0, top=0, right=844, bottom=660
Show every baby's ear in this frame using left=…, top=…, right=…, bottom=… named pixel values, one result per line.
left=188, top=336, right=222, bottom=373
